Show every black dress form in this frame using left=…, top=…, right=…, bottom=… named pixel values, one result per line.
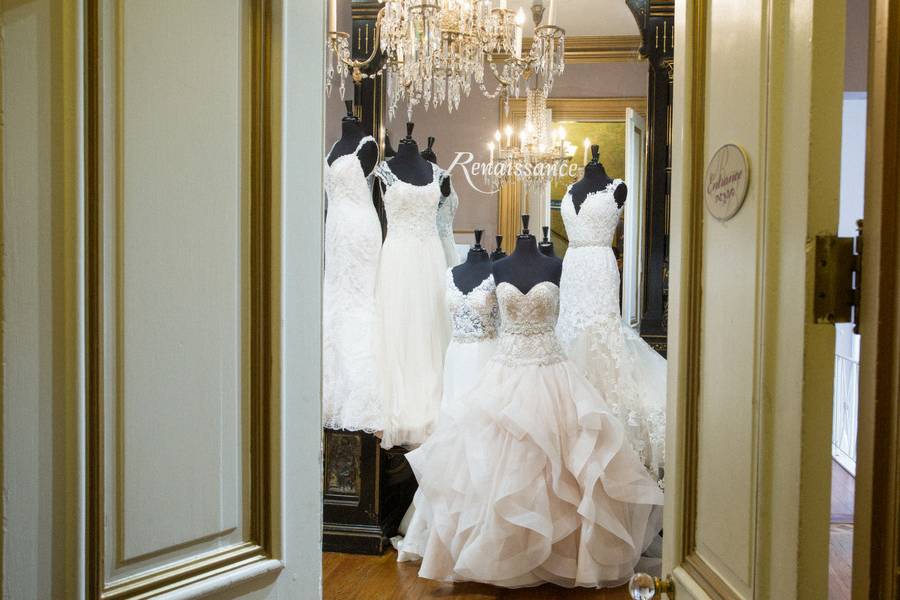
left=538, top=225, right=556, bottom=258
left=418, top=135, right=453, bottom=197
left=383, top=132, right=397, bottom=158
left=493, top=215, right=562, bottom=293
left=327, top=100, right=378, bottom=175
left=451, top=230, right=493, bottom=294
left=491, top=235, right=507, bottom=261
left=421, top=136, right=437, bottom=164
left=569, top=144, right=627, bottom=213
left=385, top=124, right=451, bottom=196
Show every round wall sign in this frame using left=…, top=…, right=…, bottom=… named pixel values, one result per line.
left=704, top=143, right=750, bottom=222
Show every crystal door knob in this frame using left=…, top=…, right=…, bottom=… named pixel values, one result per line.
left=628, top=572, right=674, bottom=599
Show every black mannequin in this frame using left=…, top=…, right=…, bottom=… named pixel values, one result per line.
left=569, top=144, right=627, bottom=213
left=327, top=100, right=378, bottom=175
left=421, top=136, right=437, bottom=163
left=491, top=235, right=507, bottom=261
left=418, top=135, right=453, bottom=197
left=385, top=123, right=452, bottom=196
left=383, top=132, right=396, bottom=158
left=492, top=215, right=562, bottom=293
left=538, top=225, right=556, bottom=257
left=451, top=229, right=493, bottom=294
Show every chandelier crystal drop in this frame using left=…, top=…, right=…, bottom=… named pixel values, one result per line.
left=326, top=0, right=566, bottom=120
left=484, top=86, right=575, bottom=189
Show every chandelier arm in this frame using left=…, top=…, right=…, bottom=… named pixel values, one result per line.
left=329, top=7, right=386, bottom=83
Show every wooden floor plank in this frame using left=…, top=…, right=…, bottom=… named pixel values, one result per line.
left=323, top=551, right=631, bottom=600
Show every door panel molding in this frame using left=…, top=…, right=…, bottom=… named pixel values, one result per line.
left=669, top=1, right=744, bottom=597
left=84, top=0, right=276, bottom=597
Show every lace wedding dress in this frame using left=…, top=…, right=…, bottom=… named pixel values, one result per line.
left=393, top=270, right=499, bottom=544
left=557, top=181, right=667, bottom=485
left=398, top=279, right=663, bottom=588
left=436, top=179, right=460, bottom=267
left=322, top=136, right=383, bottom=433
left=374, top=161, right=451, bottom=449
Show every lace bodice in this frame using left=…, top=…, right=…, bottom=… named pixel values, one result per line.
left=446, top=272, right=499, bottom=343
left=375, top=161, right=446, bottom=239
left=493, top=281, right=565, bottom=366
left=324, top=136, right=376, bottom=209
left=436, top=180, right=458, bottom=238
left=561, top=180, right=623, bottom=248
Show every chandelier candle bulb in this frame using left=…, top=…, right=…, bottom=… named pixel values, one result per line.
left=505, top=125, right=513, bottom=148
left=547, top=0, right=556, bottom=26
left=328, top=0, right=337, bottom=32
left=488, top=141, right=495, bottom=163
left=514, top=8, right=525, bottom=57
left=583, top=137, right=590, bottom=164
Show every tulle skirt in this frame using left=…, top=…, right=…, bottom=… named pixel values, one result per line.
left=397, top=357, right=664, bottom=588
left=375, top=232, right=450, bottom=449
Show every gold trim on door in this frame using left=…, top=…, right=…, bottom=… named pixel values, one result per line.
left=496, top=97, right=647, bottom=252
left=84, top=1, right=275, bottom=597
left=671, top=2, right=744, bottom=597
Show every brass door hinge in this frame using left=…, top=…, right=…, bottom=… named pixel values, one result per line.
left=814, top=219, right=862, bottom=333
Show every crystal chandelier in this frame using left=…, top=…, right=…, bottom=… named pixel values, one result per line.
left=326, top=0, right=566, bottom=120
left=484, top=87, right=575, bottom=188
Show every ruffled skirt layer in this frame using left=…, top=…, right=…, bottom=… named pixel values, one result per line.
left=398, top=358, right=664, bottom=588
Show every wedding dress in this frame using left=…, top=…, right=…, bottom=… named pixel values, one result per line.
left=374, top=161, right=451, bottom=449
left=393, top=270, right=499, bottom=544
left=440, top=271, right=499, bottom=403
left=436, top=179, right=460, bottom=267
left=398, top=279, right=663, bottom=588
left=322, top=136, right=383, bottom=433
left=556, top=181, right=667, bottom=485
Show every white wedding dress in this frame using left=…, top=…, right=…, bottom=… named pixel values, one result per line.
left=398, top=279, right=663, bottom=588
left=557, top=181, right=667, bottom=485
left=436, top=179, right=460, bottom=267
left=322, top=136, right=383, bottom=433
left=393, top=269, right=499, bottom=544
left=374, top=161, right=451, bottom=449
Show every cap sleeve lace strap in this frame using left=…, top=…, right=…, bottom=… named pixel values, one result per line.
left=354, top=135, right=376, bottom=156
left=374, top=161, right=397, bottom=189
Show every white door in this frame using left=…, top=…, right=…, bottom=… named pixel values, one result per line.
left=662, top=1, right=845, bottom=598
left=623, top=107, right=647, bottom=328
left=1, top=0, right=325, bottom=597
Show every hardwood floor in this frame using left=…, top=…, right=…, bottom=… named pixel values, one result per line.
left=325, top=460, right=855, bottom=599
left=828, top=460, right=855, bottom=600
left=323, top=550, right=631, bottom=600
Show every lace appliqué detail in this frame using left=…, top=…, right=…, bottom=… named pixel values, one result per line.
left=375, top=161, right=443, bottom=239
left=492, top=282, right=565, bottom=366
left=562, top=180, right=623, bottom=249
left=436, top=175, right=458, bottom=239
left=446, top=271, right=499, bottom=343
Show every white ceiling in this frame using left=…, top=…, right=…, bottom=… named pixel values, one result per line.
left=507, top=0, right=639, bottom=37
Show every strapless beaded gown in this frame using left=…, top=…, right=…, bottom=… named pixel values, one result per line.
left=374, top=161, right=451, bottom=449
left=322, top=136, right=383, bottom=433
left=398, top=279, right=663, bottom=588
left=556, top=181, right=667, bottom=485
